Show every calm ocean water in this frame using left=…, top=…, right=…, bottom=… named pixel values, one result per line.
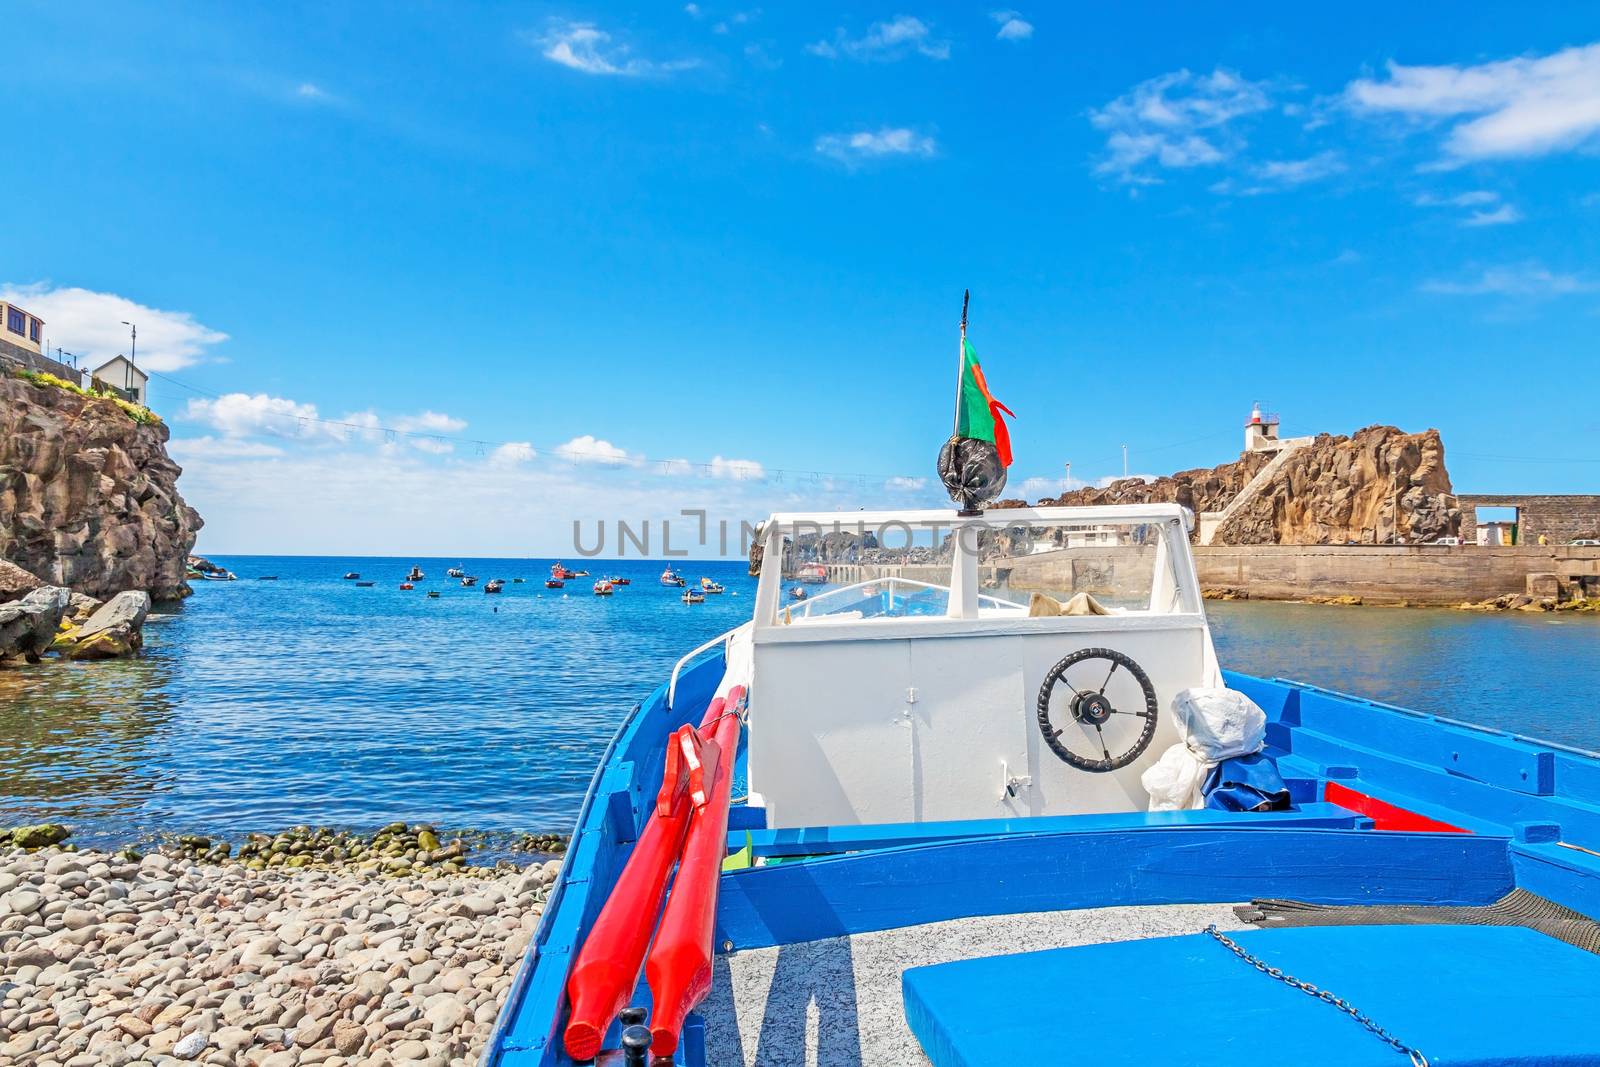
left=1, top=557, right=1596, bottom=849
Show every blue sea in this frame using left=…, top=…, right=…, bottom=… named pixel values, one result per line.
left=1, top=557, right=1597, bottom=849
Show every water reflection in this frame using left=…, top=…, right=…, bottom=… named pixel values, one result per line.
left=0, top=646, right=177, bottom=838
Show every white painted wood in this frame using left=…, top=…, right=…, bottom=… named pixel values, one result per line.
left=743, top=503, right=1216, bottom=828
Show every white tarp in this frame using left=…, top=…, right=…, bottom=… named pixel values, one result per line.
left=1141, top=687, right=1266, bottom=811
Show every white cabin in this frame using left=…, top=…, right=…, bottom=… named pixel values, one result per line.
left=737, top=504, right=1218, bottom=829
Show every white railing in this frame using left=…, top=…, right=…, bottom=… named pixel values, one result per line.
left=666, top=625, right=741, bottom=710
left=783, top=575, right=1021, bottom=621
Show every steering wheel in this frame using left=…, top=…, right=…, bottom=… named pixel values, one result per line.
left=1036, top=647, right=1159, bottom=772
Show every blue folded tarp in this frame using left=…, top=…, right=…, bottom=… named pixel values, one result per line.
left=904, top=924, right=1600, bottom=1066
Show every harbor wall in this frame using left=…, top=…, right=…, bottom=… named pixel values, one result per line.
left=1195, top=545, right=1600, bottom=605
left=1458, top=495, right=1600, bottom=546
left=825, top=546, right=1600, bottom=606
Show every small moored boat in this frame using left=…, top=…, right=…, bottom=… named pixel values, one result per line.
left=461, top=576, right=478, bottom=587
left=343, top=572, right=360, bottom=580
left=447, top=566, right=465, bottom=578
left=593, top=580, right=615, bottom=596
left=406, top=566, right=425, bottom=581
left=485, top=579, right=505, bottom=594
left=660, top=567, right=686, bottom=587
left=699, top=578, right=725, bottom=594
left=788, top=585, right=808, bottom=600
left=546, top=579, right=565, bottom=589
left=399, top=582, right=414, bottom=590
left=610, top=576, right=631, bottom=586
left=354, top=581, right=374, bottom=587
left=680, top=588, right=705, bottom=604
left=425, top=590, right=440, bottom=599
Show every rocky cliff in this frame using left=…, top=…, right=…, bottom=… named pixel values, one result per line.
left=1008, top=425, right=1460, bottom=545
left=0, top=375, right=201, bottom=600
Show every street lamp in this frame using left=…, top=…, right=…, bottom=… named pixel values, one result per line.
left=120, top=321, right=137, bottom=366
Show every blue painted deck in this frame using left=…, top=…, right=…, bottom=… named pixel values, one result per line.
left=481, top=661, right=1600, bottom=1067
left=904, top=924, right=1600, bottom=1066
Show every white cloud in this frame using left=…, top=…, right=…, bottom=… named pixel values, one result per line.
left=184, top=393, right=323, bottom=439
left=1414, top=188, right=1521, bottom=226
left=684, top=2, right=701, bottom=17
left=1256, top=151, right=1345, bottom=185
left=709, top=455, right=765, bottom=481
left=816, top=127, right=937, bottom=164
left=885, top=476, right=927, bottom=491
left=167, top=436, right=287, bottom=460
left=536, top=21, right=699, bottom=77
left=1017, top=475, right=1092, bottom=499
left=1422, top=263, right=1597, bottom=297
left=1090, top=68, right=1274, bottom=183
left=1461, top=203, right=1523, bottom=227
left=1415, top=190, right=1499, bottom=207
left=554, top=434, right=640, bottom=466
left=1346, top=43, right=1600, bottom=161
left=0, top=283, right=228, bottom=372
left=393, top=410, right=467, bottom=434
left=991, top=10, right=1032, bottom=41
left=490, top=442, right=537, bottom=466
left=408, top=438, right=455, bottom=455
left=1212, top=150, right=1345, bottom=195
left=807, top=16, right=949, bottom=62
left=294, top=82, right=332, bottom=103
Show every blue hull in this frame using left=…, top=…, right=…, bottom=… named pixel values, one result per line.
left=483, top=655, right=1600, bottom=1066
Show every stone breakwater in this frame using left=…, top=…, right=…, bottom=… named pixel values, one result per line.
left=0, top=846, right=560, bottom=1066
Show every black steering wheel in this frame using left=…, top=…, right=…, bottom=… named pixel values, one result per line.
left=1036, top=647, right=1159, bottom=772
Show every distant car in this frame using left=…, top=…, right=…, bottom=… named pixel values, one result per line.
left=1431, top=536, right=1463, bottom=546
left=1572, top=539, right=1600, bottom=546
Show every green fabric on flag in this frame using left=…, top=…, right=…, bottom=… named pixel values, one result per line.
left=956, top=338, right=997, bottom=444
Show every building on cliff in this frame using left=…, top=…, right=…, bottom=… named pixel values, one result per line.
left=90, top=355, right=150, bottom=405
left=0, top=298, right=80, bottom=381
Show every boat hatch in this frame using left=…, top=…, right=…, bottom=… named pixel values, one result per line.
left=746, top=505, right=1220, bottom=829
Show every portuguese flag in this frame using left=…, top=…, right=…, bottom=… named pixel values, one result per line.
left=955, top=337, right=1015, bottom=467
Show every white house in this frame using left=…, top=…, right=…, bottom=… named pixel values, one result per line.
left=91, top=356, right=149, bottom=405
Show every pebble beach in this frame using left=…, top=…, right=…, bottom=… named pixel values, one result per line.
left=0, top=843, right=560, bottom=1067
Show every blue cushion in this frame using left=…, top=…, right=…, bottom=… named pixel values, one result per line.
left=903, top=924, right=1600, bottom=1066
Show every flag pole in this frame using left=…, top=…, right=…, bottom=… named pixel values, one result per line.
left=953, top=289, right=969, bottom=437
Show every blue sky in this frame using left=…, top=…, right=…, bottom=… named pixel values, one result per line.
left=4, top=2, right=1598, bottom=555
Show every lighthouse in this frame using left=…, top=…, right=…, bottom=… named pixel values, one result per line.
left=1244, top=403, right=1281, bottom=452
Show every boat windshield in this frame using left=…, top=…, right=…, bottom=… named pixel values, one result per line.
left=771, top=514, right=1185, bottom=622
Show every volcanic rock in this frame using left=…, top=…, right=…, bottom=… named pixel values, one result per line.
left=0, top=375, right=201, bottom=599
left=0, top=584, right=69, bottom=662
left=59, top=589, right=151, bottom=659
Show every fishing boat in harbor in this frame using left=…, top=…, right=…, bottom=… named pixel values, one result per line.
left=546, top=579, right=565, bottom=590
left=794, top=562, right=828, bottom=584
left=680, top=588, right=705, bottom=604
left=407, top=565, right=425, bottom=581
left=448, top=566, right=465, bottom=578
left=462, top=576, right=479, bottom=588
left=399, top=582, right=414, bottom=590
left=343, top=572, right=360, bottom=580
left=699, top=578, right=724, bottom=594
left=594, top=580, right=615, bottom=597
left=486, top=579, right=505, bottom=594
left=483, top=299, right=1600, bottom=1067
left=788, top=585, right=807, bottom=601
left=611, top=577, right=631, bottom=587
left=660, top=567, right=686, bottom=588
left=354, top=581, right=374, bottom=587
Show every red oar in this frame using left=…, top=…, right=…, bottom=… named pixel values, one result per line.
left=562, top=698, right=726, bottom=1060
left=645, top=686, right=747, bottom=1056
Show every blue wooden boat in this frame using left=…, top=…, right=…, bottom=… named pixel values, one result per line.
left=483, top=504, right=1600, bottom=1067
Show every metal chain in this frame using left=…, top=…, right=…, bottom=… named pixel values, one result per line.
left=1202, top=925, right=1429, bottom=1067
